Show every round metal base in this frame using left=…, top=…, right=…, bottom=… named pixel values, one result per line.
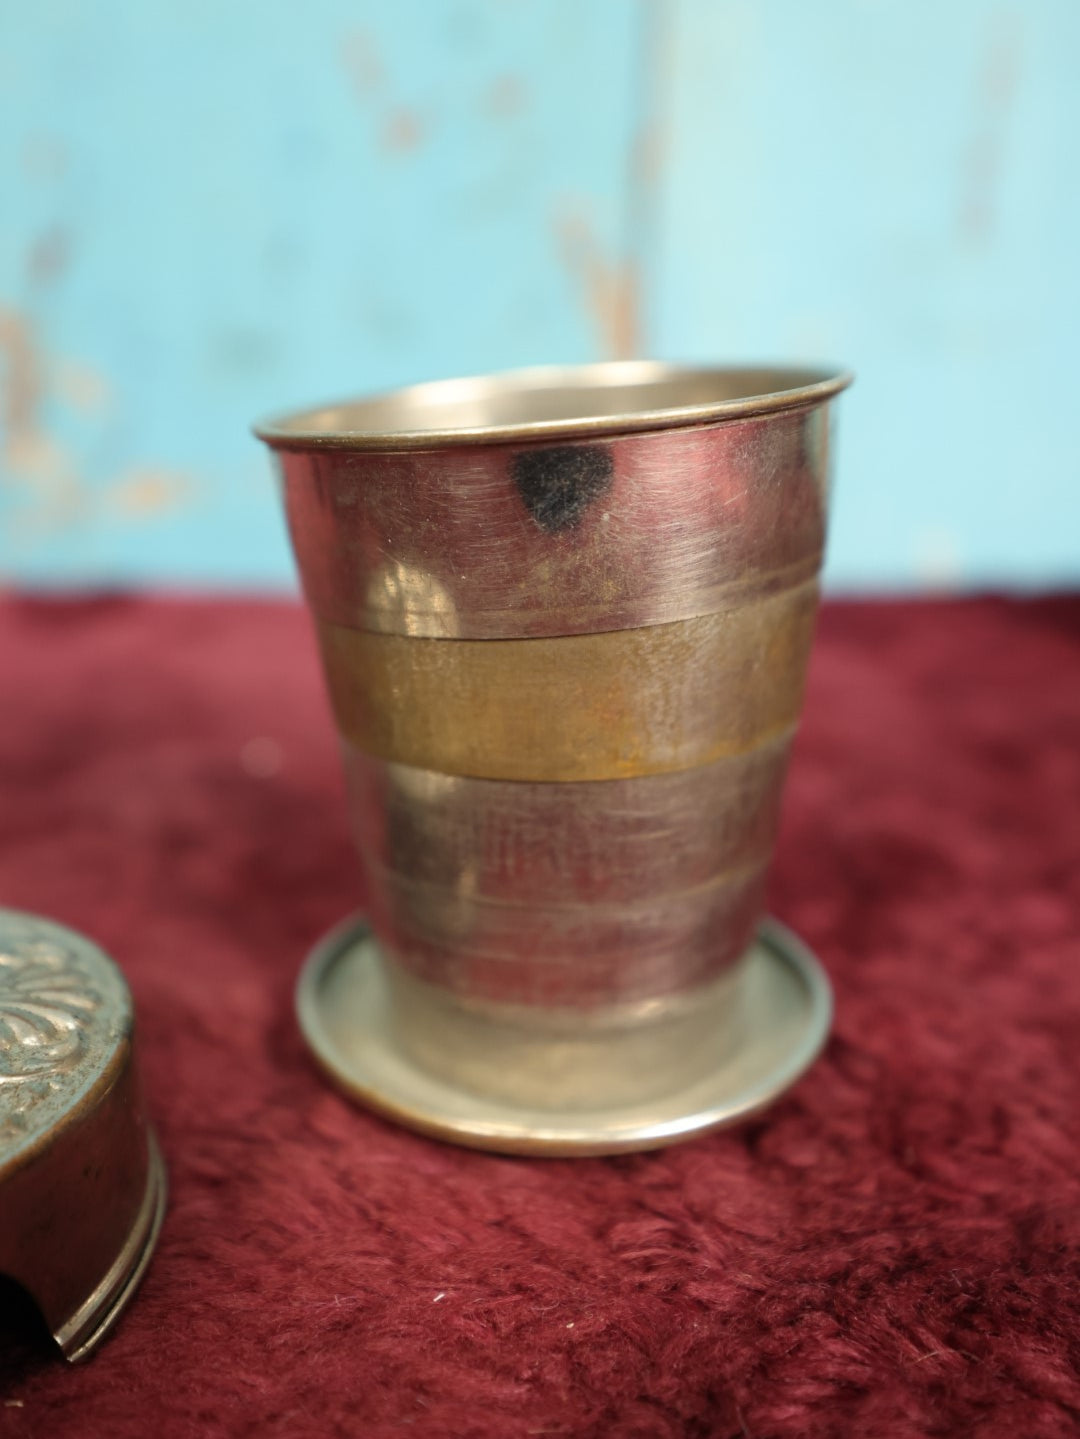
left=297, top=916, right=832, bottom=1156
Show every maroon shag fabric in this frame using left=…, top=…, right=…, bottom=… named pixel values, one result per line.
left=1, top=594, right=1079, bottom=1438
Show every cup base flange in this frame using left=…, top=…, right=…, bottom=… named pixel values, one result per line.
left=295, top=915, right=832, bottom=1156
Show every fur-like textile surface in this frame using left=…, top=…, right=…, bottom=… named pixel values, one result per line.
left=1, top=595, right=1078, bottom=1438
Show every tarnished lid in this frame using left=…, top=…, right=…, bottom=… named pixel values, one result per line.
left=0, top=909, right=165, bottom=1362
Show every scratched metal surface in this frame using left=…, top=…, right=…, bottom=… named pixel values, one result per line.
left=2, top=0, right=1078, bottom=589
left=364, top=862, right=767, bottom=1008
left=278, top=400, right=831, bottom=638
left=343, top=737, right=791, bottom=903
left=343, top=744, right=788, bottom=1005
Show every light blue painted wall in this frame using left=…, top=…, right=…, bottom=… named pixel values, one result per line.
left=1, top=0, right=1077, bottom=592
left=655, top=0, right=1080, bottom=590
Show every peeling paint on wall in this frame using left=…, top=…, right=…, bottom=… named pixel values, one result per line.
left=2, top=1, right=645, bottom=585
left=381, top=108, right=425, bottom=155
left=25, top=226, right=72, bottom=287
left=555, top=212, right=641, bottom=361
left=485, top=74, right=525, bottom=119
left=55, top=364, right=110, bottom=415
left=0, top=304, right=195, bottom=550
left=0, top=309, right=42, bottom=463
left=0, top=305, right=84, bottom=532
left=341, top=29, right=384, bottom=99
left=958, top=15, right=1023, bottom=245
left=104, top=469, right=195, bottom=519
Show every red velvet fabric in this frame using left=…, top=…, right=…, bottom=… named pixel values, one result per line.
left=1, top=594, right=1079, bottom=1437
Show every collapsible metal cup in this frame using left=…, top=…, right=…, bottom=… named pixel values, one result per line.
left=256, top=362, right=850, bottom=1154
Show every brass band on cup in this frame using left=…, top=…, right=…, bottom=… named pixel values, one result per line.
left=318, top=580, right=818, bottom=783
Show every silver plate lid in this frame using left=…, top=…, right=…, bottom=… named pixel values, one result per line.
left=0, top=908, right=166, bottom=1362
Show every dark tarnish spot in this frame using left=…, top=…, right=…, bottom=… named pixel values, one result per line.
left=511, top=445, right=614, bottom=533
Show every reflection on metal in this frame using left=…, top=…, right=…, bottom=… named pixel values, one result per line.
left=365, top=561, right=460, bottom=638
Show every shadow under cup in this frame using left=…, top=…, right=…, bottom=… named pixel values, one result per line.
left=257, top=362, right=851, bottom=1143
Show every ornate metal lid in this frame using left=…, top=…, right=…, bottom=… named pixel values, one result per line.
left=0, top=909, right=165, bottom=1362
left=1, top=910, right=131, bottom=1157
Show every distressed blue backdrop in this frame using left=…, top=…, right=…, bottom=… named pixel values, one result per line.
left=2, top=0, right=1077, bottom=591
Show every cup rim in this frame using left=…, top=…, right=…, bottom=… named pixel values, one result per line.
left=254, top=360, right=853, bottom=452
